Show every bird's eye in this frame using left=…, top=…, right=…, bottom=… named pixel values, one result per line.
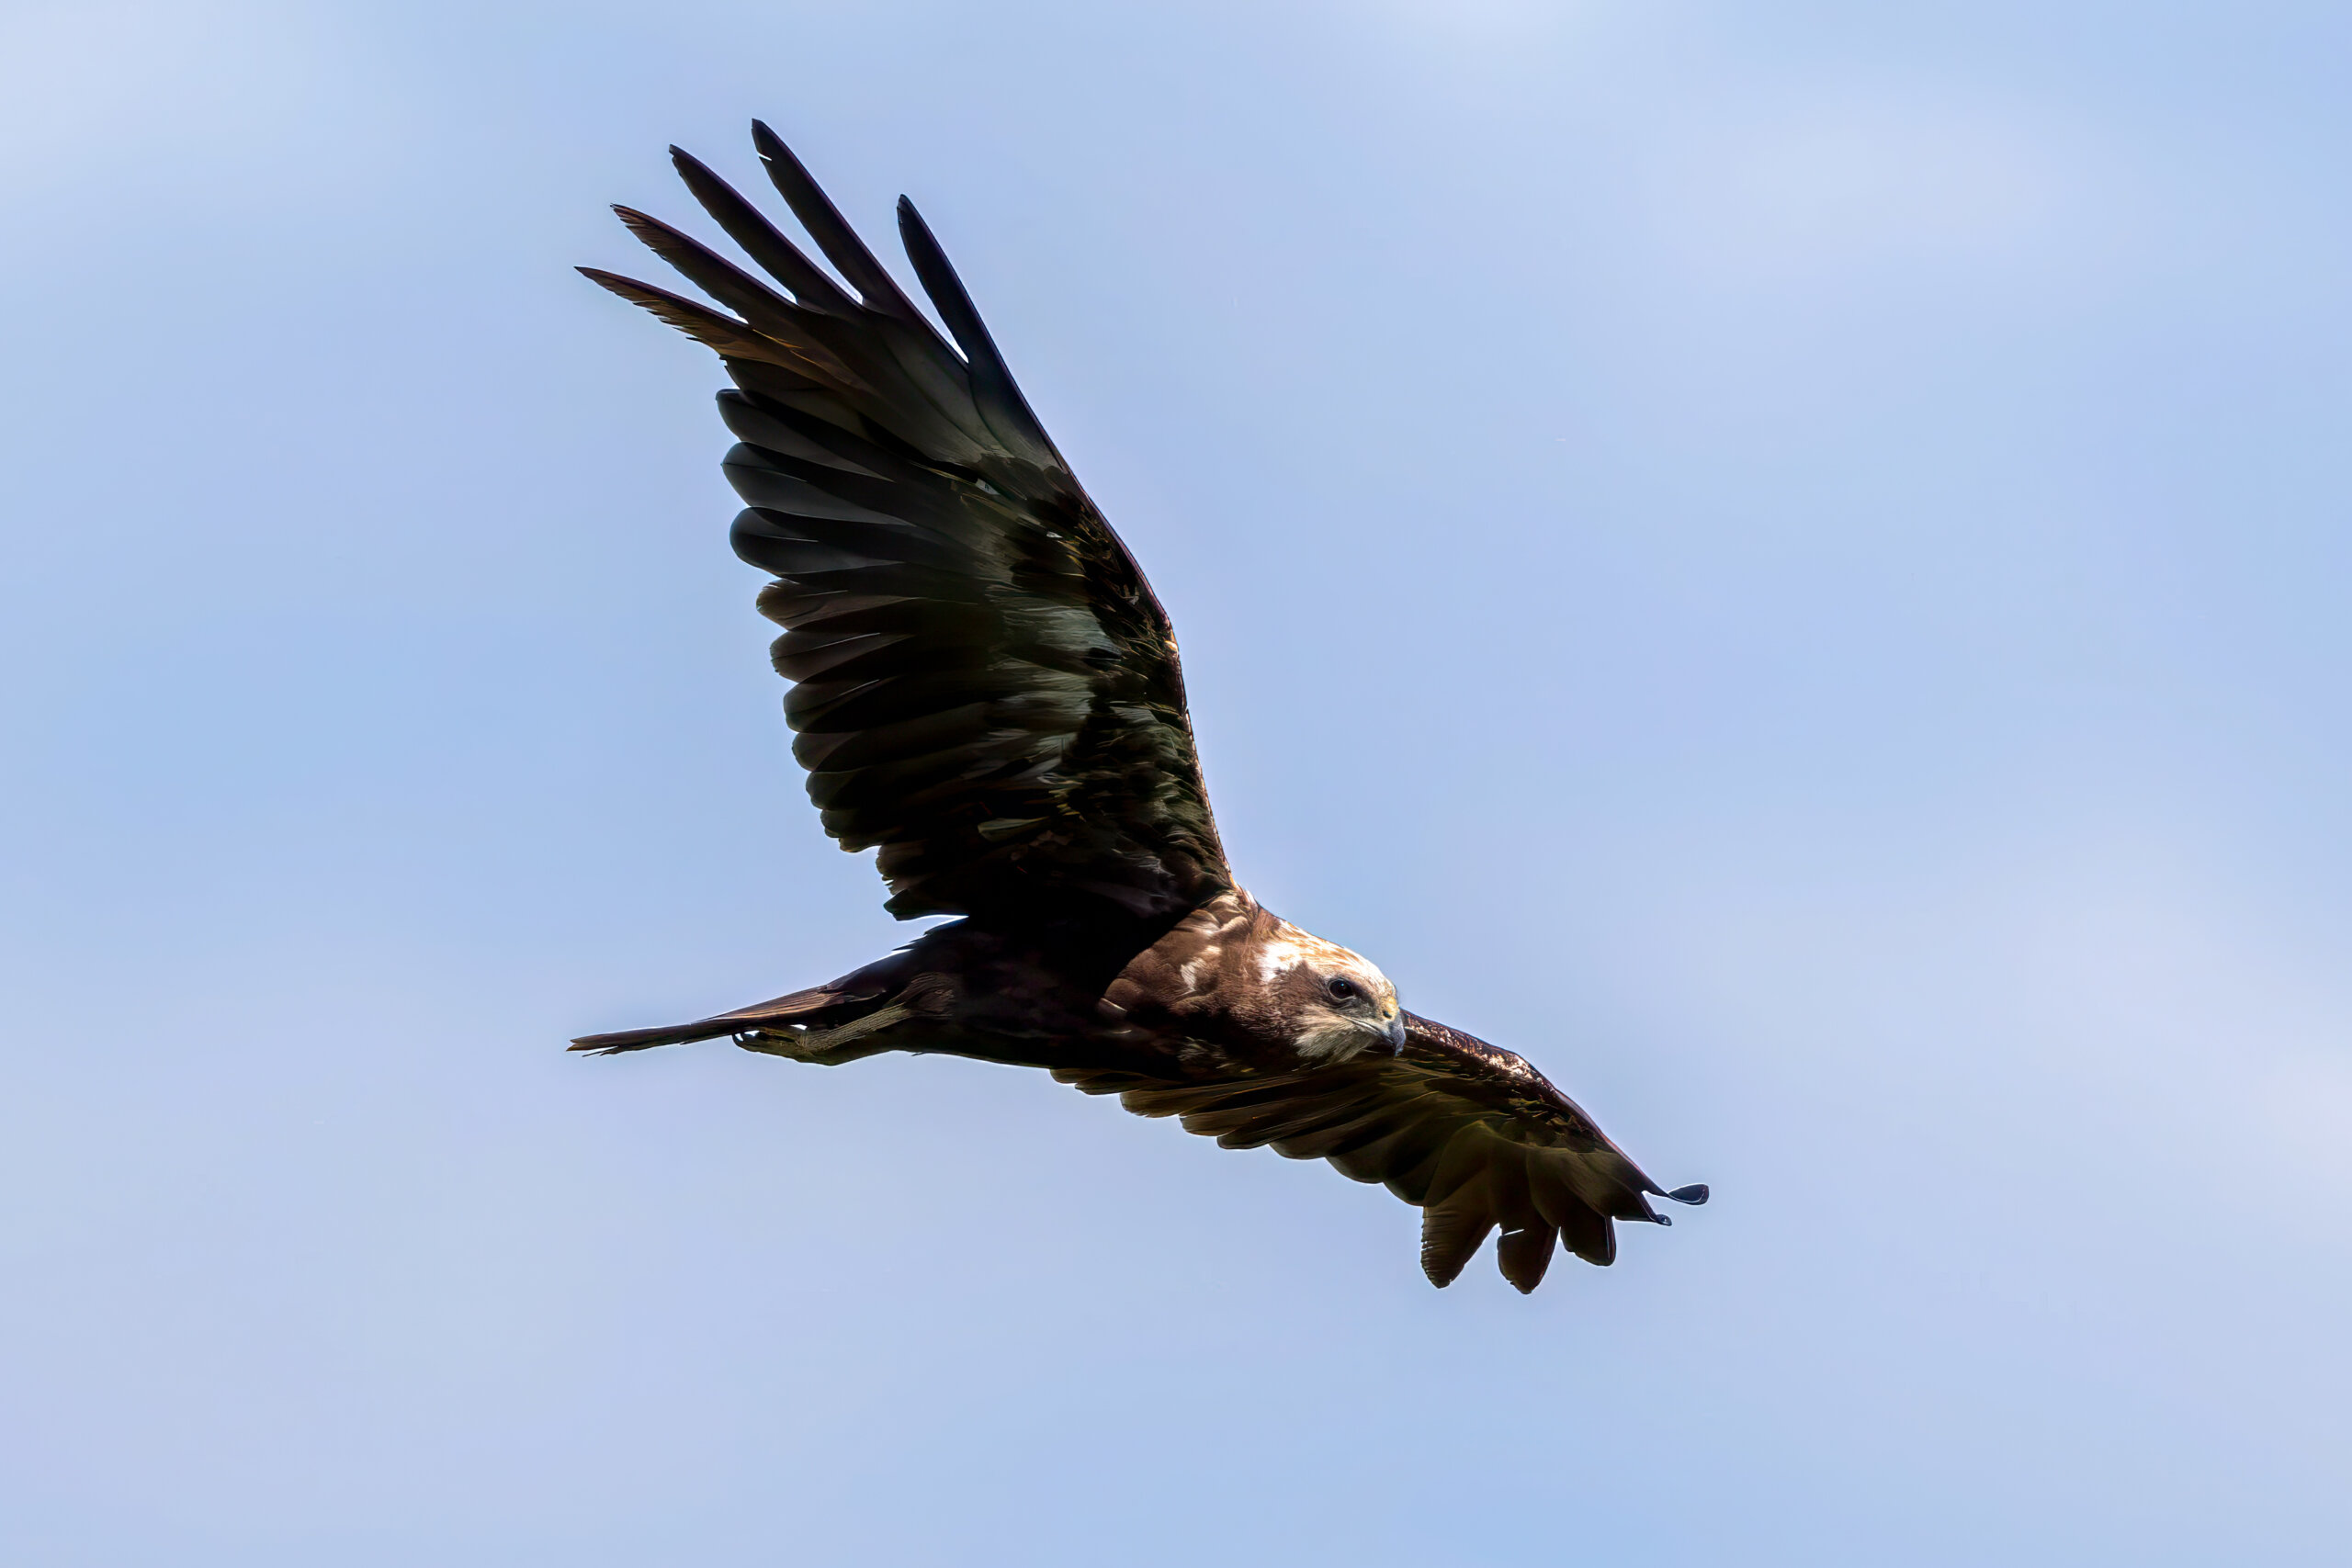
left=1327, top=976, right=1359, bottom=1002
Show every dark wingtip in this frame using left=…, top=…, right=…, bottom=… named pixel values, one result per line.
left=665, top=148, right=719, bottom=197
left=748, top=120, right=803, bottom=180
left=609, top=205, right=658, bottom=236
left=1667, top=1184, right=1710, bottom=1206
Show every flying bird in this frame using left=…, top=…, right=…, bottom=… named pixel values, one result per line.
left=573, top=124, right=1705, bottom=1292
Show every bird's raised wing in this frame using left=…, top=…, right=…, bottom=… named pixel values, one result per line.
left=1059, top=1013, right=1707, bottom=1292
left=582, top=124, right=1227, bottom=921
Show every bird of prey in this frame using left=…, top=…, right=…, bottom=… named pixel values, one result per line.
left=573, top=124, right=1705, bottom=1292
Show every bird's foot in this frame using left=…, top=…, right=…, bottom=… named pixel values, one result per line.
left=734, top=1026, right=862, bottom=1066
left=733, top=1004, right=910, bottom=1066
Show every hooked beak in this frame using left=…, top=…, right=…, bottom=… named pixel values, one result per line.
left=1377, top=1010, right=1407, bottom=1055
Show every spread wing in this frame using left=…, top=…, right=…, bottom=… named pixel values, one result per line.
left=582, top=124, right=1227, bottom=920
left=1059, top=1013, right=1708, bottom=1292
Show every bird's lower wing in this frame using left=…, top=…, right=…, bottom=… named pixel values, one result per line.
left=1055, top=1011, right=1704, bottom=1292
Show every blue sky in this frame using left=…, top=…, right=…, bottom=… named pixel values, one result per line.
left=4, top=2, right=2347, bottom=1562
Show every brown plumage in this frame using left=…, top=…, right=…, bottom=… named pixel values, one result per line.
left=573, top=124, right=1705, bottom=1291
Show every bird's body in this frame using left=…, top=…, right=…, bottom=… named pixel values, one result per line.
left=582, top=889, right=1396, bottom=1077
left=576, top=124, right=1704, bottom=1291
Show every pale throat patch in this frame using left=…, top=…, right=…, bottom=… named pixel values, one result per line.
left=1294, top=1019, right=1372, bottom=1061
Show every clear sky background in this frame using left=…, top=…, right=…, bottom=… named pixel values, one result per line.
left=4, top=2, right=2347, bottom=1562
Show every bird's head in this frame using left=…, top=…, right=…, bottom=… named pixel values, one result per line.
left=1251, top=919, right=1405, bottom=1061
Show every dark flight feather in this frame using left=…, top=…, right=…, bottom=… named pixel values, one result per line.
left=894, top=198, right=1063, bottom=470
left=1496, top=1223, right=1559, bottom=1295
